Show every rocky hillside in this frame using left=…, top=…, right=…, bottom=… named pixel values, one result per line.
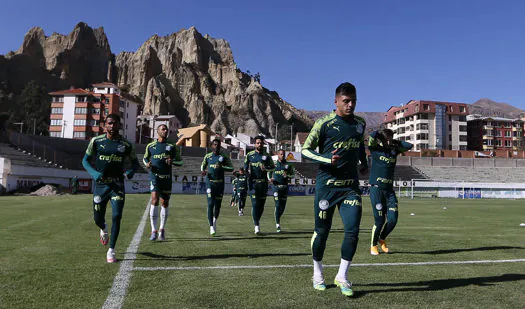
left=469, top=98, right=524, bottom=118
left=0, top=22, right=313, bottom=136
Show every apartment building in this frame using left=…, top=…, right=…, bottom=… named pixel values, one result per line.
left=466, top=115, right=524, bottom=151
left=384, top=100, right=469, bottom=151
left=49, top=83, right=140, bottom=142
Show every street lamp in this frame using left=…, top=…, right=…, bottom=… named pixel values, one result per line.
left=289, top=123, right=294, bottom=152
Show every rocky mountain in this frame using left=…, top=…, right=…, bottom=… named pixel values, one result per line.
left=469, top=98, right=524, bottom=119
left=0, top=22, right=313, bottom=136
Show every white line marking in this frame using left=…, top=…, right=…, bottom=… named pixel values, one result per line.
left=133, top=259, right=525, bottom=271
left=102, top=200, right=150, bottom=309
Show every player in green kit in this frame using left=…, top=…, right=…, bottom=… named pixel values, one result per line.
left=368, top=128, right=412, bottom=255
left=301, top=82, right=368, bottom=296
left=143, top=124, right=183, bottom=241
left=269, top=149, right=295, bottom=233
left=244, top=136, right=275, bottom=235
left=82, top=114, right=140, bottom=263
left=236, top=168, right=248, bottom=216
left=230, top=172, right=239, bottom=207
left=201, top=139, right=234, bottom=236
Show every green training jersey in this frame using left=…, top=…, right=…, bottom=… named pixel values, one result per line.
left=244, top=150, right=275, bottom=182
left=236, top=174, right=248, bottom=191
left=201, top=151, right=234, bottom=181
left=368, top=130, right=413, bottom=189
left=301, top=112, right=368, bottom=187
left=143, top=140, right=183, bottom=176
left=85, top=135, right=138, bottom=178
left=270, top=160, right=295, bottom=185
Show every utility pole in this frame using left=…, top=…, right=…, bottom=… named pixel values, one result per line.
left=33, top=118, right=36, bottom=135
left=275, top=123, right=278, bottom=151
left=290, top=123, right=293, bottom=152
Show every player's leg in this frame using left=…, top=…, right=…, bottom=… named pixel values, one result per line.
left=206, top=186, right=215, bottom=235
left=275, top=186, right=288, bottom=232
left=149, top=179, right=160, bottom=241
left=253, top=182, right=268, bottom=234
left=93, top=184, right=110, bottom=246
left=211, top=183, right=224, bottom=235
left=238, top=192, right=246, bottom=215
left=107, top=182, right=125, bottom=263
left=335, top=189, right=363, bottom=297
left=158, top=178, right=172, bottom=241
left=311, top=188, right=338, bottom=290
left=369, top=186, right=387, bottom=255
left=378, top=189, right=399, bottom=253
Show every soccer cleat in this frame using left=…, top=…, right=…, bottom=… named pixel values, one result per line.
left=106, top=249, right=117, bottom=263
left=334, top=278, right=354, bottom=297
left=238, top=210, right=244, bottom=216
left=210, top=226, right=216, bottom=236
left=276, top=224, right=281, bottom=233
left=149, top=230, right=158, bottom=241
left=100, top=230, right=109, bottom=246
left=158, top=229, right=166, bottom=241
left=312, top=278, right=326, bottom=291
left=370, top=245, right=379, bottom=256
left=379, top=239, right=389, bottom=253
left=254, top=225, right=261, bottom=235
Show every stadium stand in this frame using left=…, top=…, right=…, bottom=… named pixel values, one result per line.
left=0, top=143, right=58, bottom=168
left=413, top=166, right=524, bottom=183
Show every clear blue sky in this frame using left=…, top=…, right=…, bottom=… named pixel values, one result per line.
left=2, top=0, right=524, bottom=113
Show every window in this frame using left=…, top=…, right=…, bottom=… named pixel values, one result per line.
left=420, top=113, right=429, bottom=120
left=505, top=140, right=512, bottom=147
left=449, top=106, right=454, bottom=112
left=459, top=135, right=468, bottom=142
left=415, top=105, right=419, bottom=112
left=423, top=104, right=430, bottom=111
left=504, top=122, right=512, bottom=128
left=449, top=124, right=452, bottom=131
left=505, top=131, right=511, bottom=137
left=416, top=123, right=429, bottom=130
left=75, top=107, right=87, bottom=114
left=73, top=131, right=86, bottom=138
left=50, top=132, right=61, bottom=137
left=90, top=108, right=100, bottom=115
left=495, top=130, right=502, bottom=137
left=495, top=140, right=502, bottom=147
left=74, top=119, right=86, bottom=126
left=77, top=96, right=87, bottom=103
left=484, top=139, right=493, bottom=146
left=51, top=107, right=63, bottom=114
left=88, top=120, right=99, bottom=126
left=458, top=116, right=466, bottom=121
left=459, top=106, right=466, bottom=113
left=52, top=96, right=64, bottom=102
left=459, top=125, right=467, bottom=132
left=416, top=133, right=429, bottom=140
left=449, top=135, right=452, bottom=141
left=50, top=119, right=62, bottom=126
left=460, top=145, right=467, bottom=150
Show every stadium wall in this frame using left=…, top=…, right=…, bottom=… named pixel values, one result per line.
left=397, top=156, right=525, bottom=168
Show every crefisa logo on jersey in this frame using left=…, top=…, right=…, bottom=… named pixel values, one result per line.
left=319, top=199, right=329, bottom=210
left=117, top=145, right=126, bottom=153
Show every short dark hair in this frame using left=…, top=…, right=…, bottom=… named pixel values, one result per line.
left=278, top=149, right=286, bottom=154
left=157, top=124, right=168, bottom=130
left=335, top=82, right=357, bottom=97
left=254, top=135, right=265, bottom=143
left=105, top=114, right=121, bottom=123
left=212, top=138, right=221, bottom=144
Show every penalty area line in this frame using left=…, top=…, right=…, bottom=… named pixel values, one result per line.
left=133, top=258, right=525, bottom=271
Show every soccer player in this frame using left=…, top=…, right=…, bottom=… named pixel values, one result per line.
left=269, top=149, right=295, bottom=233
left=82, top=114, right=140, bottom=263
left=236, top=168, right=248, bottom=216
left=201, top=139, right=234, bottom=236
left=143, top=124, right=183, bottom=241
left=368, top=128, right=413, bottom=255
left=230, top=171, right=239, bottom=207
left=244, top=135, right=275, bottom=235
left=301, top=82, right=368, bottom=296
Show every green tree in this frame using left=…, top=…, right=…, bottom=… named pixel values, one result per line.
left=10, top=81, right=50, bottom=135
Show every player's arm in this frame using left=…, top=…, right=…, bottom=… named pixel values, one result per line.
left=171, top=144, right=183, bottom=166
left=397, top=140, right=413, bottom=153
left=125, top=143, right=140, bottom=179
left=287, top=163, right=295, bottom=179
left=243, top=153, right=250, bottom=176
left=82, top=138, right=103, bottom=181
left=143, top=143, right=152, bottom=169
left=301, top=120, right=332, bottom=165
left=221, top=153, right=234, bottom=171
left=358, top=121, right=369, bottom=171
left=200, top=153, right=209, bottom=176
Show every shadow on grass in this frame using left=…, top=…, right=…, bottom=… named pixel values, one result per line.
left=135, top=251, right=310, bottom=261
left=394, top=246, right=525, bottom=255
left=354, top=273, right=525, bottom=297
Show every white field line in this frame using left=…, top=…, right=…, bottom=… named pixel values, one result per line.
left=133, top=259, right=525, bottom=271
left=102, top=200, right=150, bottom=309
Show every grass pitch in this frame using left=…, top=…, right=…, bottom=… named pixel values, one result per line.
left=1, top=194, right=524, bottom=308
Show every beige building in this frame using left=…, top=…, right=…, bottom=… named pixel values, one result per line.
left=176, top=124, right=215, bottom=147
left=384, top=100, right=469, bottom=151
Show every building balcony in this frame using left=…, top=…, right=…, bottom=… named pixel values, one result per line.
left=512, top=136, right=522, bottom=141
left=482, top=145, right=494, bottom=150
left=512, top=127, right=523, bottom=132
left=482, top=135, right=494, bottom=139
